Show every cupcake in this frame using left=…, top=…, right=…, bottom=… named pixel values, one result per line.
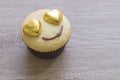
left=21, top=9, right=72, bottom=59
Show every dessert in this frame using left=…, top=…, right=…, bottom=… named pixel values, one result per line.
left=21, top=9, right=72, bottom=59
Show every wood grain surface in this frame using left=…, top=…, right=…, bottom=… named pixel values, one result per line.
left=0, top=0, right=120, bottom=80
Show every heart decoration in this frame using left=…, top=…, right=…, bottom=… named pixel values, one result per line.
left=23, top=19, right=42, bottom=37
left=44, top=9, right=62, bottom=25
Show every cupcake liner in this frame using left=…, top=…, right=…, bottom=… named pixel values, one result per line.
left=28, top=45, right=66, bottom=59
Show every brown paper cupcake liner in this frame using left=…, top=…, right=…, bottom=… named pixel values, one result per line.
left=27, top=45, right=66, bottom=59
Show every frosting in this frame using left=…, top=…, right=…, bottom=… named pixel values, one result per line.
left=42, top=25, right=63, bottom=41
left=21, top=9, right=71, bottom=52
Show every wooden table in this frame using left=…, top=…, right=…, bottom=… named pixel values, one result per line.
left=1, top=0, right=120, bottom=80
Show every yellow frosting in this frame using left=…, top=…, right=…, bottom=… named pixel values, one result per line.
left=21, top=9, right=71, bottom=52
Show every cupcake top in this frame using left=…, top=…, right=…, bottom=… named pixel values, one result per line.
left=21, top=9, right=71, bottom=52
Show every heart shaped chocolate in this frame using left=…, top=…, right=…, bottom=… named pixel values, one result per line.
left=44, top=9, right=62, bottom=25
left=23, top=19, right=42, bottom=37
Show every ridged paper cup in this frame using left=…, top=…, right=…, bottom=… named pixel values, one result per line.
left=28, top=45, right=66, bottom=59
